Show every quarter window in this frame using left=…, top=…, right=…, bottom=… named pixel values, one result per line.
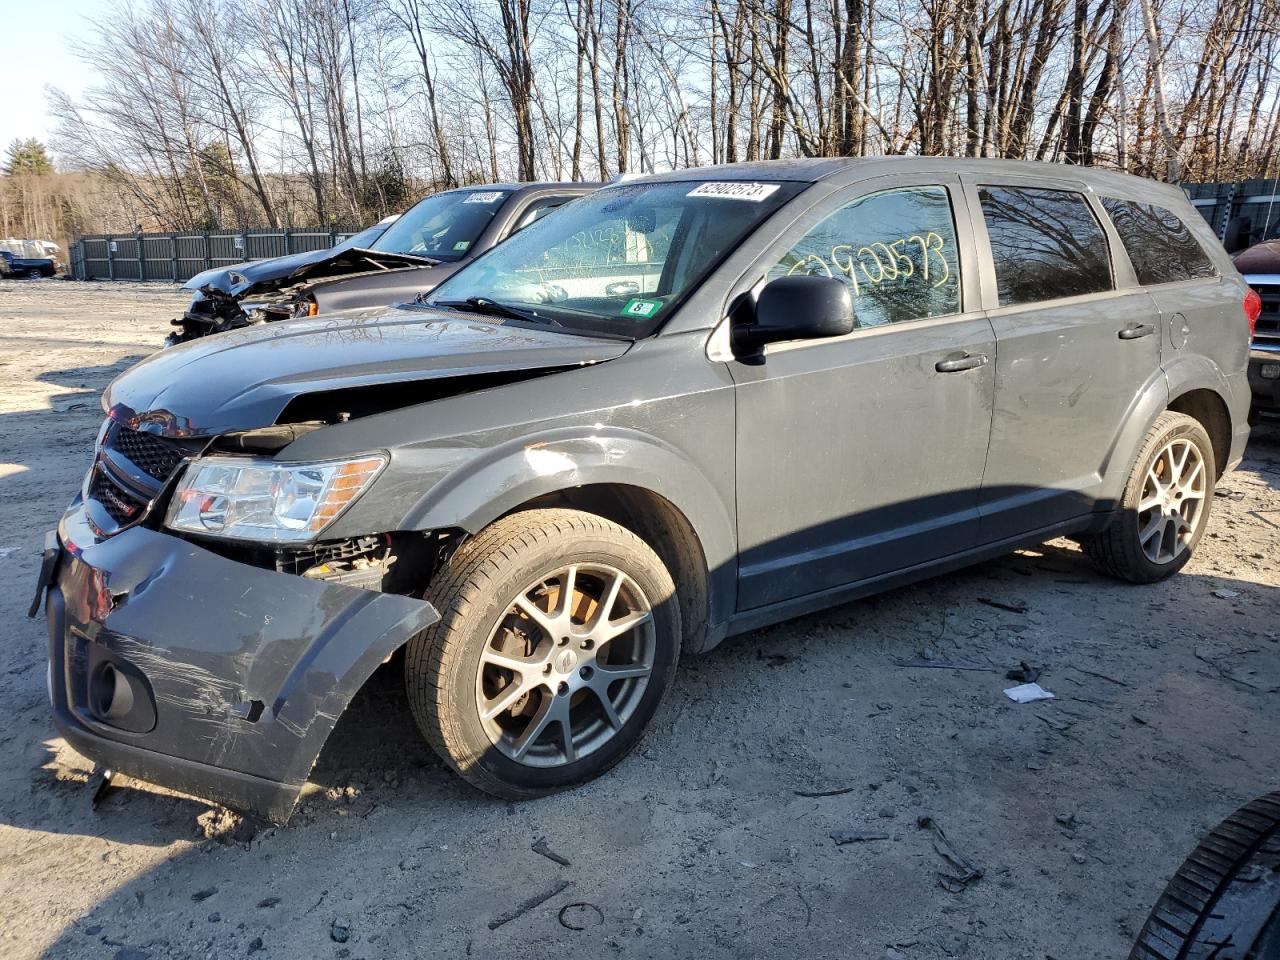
left=769, top=186, right=962, bottom=327
left=978, top=186, right=1112, bottom=307
left=511, top=197, right=573, bottom=234
left=1100, top=198, right=1217, bottom=285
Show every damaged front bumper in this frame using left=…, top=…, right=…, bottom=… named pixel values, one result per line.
left=42, top=500, right=438, bottom=822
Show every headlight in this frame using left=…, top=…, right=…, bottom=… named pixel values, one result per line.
left=165, top=454, right=386, bottom=542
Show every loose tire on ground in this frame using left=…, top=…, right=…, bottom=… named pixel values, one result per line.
left=1084, top=411, right=1215, bottom=583
left=405, top=508, right=681, bottom=799
left=1129, top=791, right=1280, bottom=959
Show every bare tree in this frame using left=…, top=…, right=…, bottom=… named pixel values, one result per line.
left=1138, top=0, right=1179, bottom=179
left=40, top=0, right=1280, bottom=241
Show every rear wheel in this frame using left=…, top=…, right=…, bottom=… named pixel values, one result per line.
left=1084, top=412, right=1214, bottom=583
left=405, top=509, right=680, bottom=799
left=26, top=268, right=41, bottom=279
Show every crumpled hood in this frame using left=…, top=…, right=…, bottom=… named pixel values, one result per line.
left=105, top=305, right=632, bottom=437
left=183, top=247, right=439, bottom=299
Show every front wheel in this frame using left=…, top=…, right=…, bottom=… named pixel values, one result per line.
left=405, top=509, right=680, bottom=799
left=1083, top=411, right=1215, bottom=583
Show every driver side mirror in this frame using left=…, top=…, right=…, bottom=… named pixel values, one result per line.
left=733, top=275, right=856, bottom=356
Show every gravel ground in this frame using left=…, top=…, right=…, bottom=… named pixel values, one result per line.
left=0, top=280, right=1277, bottom=960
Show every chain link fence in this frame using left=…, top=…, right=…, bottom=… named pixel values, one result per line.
left=68, top=227, right=361, bottom=282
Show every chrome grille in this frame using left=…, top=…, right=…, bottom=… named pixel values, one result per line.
left=111, top=426, right=189, bottom=482
left=85, top=420, right=206, bottom=535
left=89, top=467, right=146, bottom=526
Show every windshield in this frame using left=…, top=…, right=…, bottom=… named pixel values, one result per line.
left=371, top=189, right=513, bottom=260
left=332, top=223, right=389, bottom=253
left=425, top=179, right=805, bottom=337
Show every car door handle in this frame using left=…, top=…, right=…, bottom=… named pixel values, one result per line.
left=935, top=353, right=989, bottom=373
left=1118, top=323, right=1156, bottom=340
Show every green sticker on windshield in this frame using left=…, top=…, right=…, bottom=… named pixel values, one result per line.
left=453, top=240, right=470, bottom=252
left=622, top=298, right=661, bottom=318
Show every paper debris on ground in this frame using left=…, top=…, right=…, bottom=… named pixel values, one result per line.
left=1003, top=682, right=1056, bottom=703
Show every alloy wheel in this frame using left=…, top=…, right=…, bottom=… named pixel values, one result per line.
left=475, top=563, right=656, bottom=768
left=1137, top=437, right=1206, bottom=565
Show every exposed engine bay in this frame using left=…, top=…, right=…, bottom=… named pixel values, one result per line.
left=166, top=285, right=313, bottom=344
left=166, top=247, right=439, bottom=345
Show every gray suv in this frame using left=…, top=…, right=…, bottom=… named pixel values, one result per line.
left=35, top=158, right=1252, bottom=821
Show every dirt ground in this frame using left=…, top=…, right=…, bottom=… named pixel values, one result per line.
left=0, top=280, right=1277, bottom=960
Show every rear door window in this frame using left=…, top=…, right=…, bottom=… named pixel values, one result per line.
left=1100, top=198, right=1218, bottom=285
left=978, top=186, right=1112, bottom=307
left=769, top=185, right=962, bottom=327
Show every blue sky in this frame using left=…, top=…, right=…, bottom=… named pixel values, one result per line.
left=0, top=0, right=101, bottom=154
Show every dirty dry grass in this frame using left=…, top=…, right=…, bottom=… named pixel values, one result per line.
left=1, top=280, right=1278, bottom=959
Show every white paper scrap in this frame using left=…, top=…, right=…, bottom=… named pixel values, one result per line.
left=1004, top=682, right=1056, bottom=704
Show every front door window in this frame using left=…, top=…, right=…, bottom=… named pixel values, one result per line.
left=769, top=186, right=962, bottom=328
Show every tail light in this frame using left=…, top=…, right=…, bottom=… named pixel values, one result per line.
left=1244, top=288, right=1261, bottom=340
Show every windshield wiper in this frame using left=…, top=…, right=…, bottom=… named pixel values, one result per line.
left=357, top=247, right=440, bottom=266
left=437, top=297, right=563, bottom=327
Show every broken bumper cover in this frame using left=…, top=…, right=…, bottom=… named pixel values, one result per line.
left=45, top=500, right=438, bottom=822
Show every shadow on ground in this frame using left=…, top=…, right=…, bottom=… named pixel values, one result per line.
left=18, top=543, right=1280, bottom=960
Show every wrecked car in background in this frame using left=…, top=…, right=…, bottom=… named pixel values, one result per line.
left=169, top=215, right=398, bottom=345
left=35, top=158, right=1251, bottom=822
left=1232, top=240, right=1280, bottom=419
left=170, top=183, right=592, bottom=344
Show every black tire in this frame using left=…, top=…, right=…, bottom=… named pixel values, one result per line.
left=1130, top=792, right=1280, bottom=959
left=1083, top=411, right=1215, bottom=583
left=405, top=508, right=681, bottom=799
left=26, top=269, right=41, bottom=279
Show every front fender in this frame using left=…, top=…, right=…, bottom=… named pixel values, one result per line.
left=399, top=426, right=737, bottom=622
